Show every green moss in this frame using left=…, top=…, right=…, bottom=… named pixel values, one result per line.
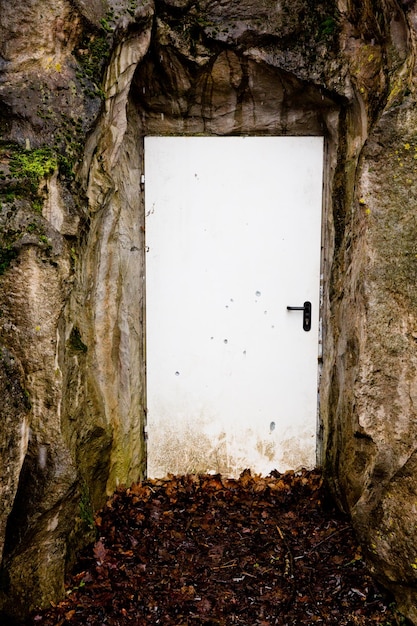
left=99, top=17, right=113, bottom=33
left=74, top=23, right=111, bottom=87
left=9, top=147, right=58, bottom=193
left=0, top=146, right=60, bottom=236
left=1, top=140, right=78, bottom=204
left=79, top=481, right=95, bottom=531
left=318, top=16, right=337, bottom=39
left=32, top=199, right=43, bottom=213
left=0, top=138, right=82, bottom=277
left=0, top=245, right=18, bottom=276
left=82, top=35, right=109, bottom=78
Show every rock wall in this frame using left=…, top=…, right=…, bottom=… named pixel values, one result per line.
left=1, top=0, right=417, bottom=622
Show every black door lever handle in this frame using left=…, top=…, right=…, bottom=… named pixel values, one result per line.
left=287, top=301, right=312, bottom=332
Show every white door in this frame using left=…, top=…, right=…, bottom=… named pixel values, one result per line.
left=145, top=136, right=323, bottom=478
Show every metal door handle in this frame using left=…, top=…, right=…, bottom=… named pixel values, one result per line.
left=287, top=301, right=311, bottom=332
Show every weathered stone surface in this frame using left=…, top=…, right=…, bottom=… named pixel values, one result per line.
left=0, top=347, right=30, bottom=563
left=327, top=98, right=417, bottom=621
left=0, top=0, right=152, bottom=620
left=2, top=0, right=417, bottom=622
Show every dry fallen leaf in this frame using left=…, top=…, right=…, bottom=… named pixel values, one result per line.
left=31, top=469, right=402, bottom=626
left=93, top=539, right=107, bottom=564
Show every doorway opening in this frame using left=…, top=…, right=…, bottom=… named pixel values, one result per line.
left=131, top=47, right=340, bottom=479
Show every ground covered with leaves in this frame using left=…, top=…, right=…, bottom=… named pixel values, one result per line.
left=32, top=470, right=407, bottom=625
